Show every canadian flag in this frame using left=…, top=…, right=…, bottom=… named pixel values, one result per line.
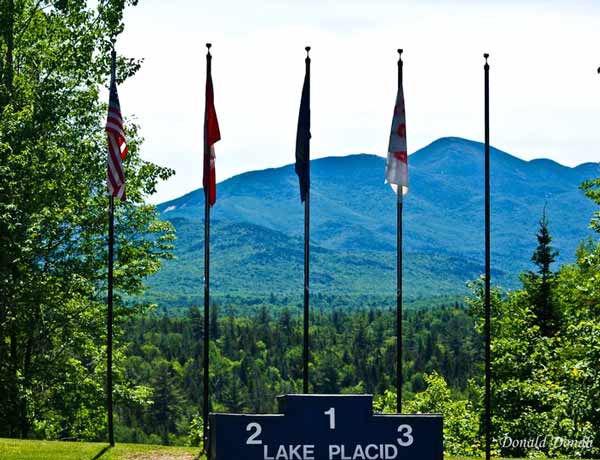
left=385, top=83, right=408, bottom=195
left=203, top=59, right=220, bottom=207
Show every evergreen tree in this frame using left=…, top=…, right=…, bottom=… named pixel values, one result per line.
left=150, top=360, right=185, bottom=445
left=210, top=303, right=220, bottom=340
left=528, top=208, right=560, bottom=336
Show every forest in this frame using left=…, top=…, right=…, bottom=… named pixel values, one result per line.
left=116, top=303, right=479, bottom=446
left=1, top=1, right=600, bottom=459
left=82, top=208, right=600, bottom=460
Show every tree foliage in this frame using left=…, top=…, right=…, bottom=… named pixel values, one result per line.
left=526, top=208, right=560, bottom=336
left=115, top=305, right=479, bottom=445
left=0, top=0, right=173, bottom=440
left=467, top=203, right=600, bottom=458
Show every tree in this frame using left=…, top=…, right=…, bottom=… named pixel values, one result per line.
left=210, top=302, right=220, bottom=340
left=149, top=360, right=185, bottom=445
left=526, top=208, right=560, bottom=336
left=314, top=349, right=340, bottom=394
left=0, top=0, right=174, bottom=440
left=373, top=373, right=481, bottom=457
left=465, top=197, right=600, bottom=458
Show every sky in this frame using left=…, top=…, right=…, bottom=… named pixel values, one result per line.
left=116, top=0, right=600, bottom=204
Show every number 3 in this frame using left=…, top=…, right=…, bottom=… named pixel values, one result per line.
left=397, top=424, right=414, bottom=446
left=246, top=422, right=262, bottom=445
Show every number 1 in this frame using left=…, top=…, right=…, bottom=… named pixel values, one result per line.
left=324, top=407, right=335, bottom=429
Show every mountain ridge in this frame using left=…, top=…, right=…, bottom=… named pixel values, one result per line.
left=159, top=137, right=598, bottom=219
left=146, top=137, right=598, bottom=309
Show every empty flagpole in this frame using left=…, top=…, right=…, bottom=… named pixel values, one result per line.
left=484, top=52, right=491, bottom=460
left=396, top=49, right=403, bottom=414
left=303, top=46, right=311, bottom=394
left=203, top=42, right=212, bottom=451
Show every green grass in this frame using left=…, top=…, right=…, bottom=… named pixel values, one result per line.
left=0, top=439, right=589, bottom=460
left=0, top=438, right=201, bottom=460
left=0, top=440, right=472, bottom=460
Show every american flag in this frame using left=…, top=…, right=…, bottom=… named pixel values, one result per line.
left=106, top=67, right=128, bottom=201
left=385, top=78, right=408, bottom=195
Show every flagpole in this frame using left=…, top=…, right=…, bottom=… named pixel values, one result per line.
left=303, top=45, right=311, bottom=395
left=106, top=48, right=116, bottom=448
left=203, top=42, right=212, bottom=452
left=484, top=52, right=491, bottom=460
left=396, top=48, right=403, bottom=414
left=107, top=194, right=115, bottom=447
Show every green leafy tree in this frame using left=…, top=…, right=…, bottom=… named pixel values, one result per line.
left=0, top=0, right=173, bottom=440
left=374, top=372, right=481, bottom=457
left=466, top=194, right=600, bottom=458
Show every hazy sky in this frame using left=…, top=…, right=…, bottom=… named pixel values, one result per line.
left=117, top=0, right=600, bottom=203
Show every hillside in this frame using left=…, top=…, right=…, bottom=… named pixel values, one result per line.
left=145, top=137, right=598, bottom=309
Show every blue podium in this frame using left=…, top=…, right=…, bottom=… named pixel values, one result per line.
left=209, top=394, right=443, bottom=460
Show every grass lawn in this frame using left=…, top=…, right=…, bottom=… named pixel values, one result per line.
left=0, top=439, right=592, bottom=460
left=0, top=438, right=201, bottom=460
left=0, top=439, right=474, bottom=460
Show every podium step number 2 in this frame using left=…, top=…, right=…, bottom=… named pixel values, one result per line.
left=209, top=394, right=443, bottom=460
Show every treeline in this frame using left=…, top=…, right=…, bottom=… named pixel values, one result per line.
left=144, top=292, right=467, bottom=317
left=116, top=304, right=479, bottom=445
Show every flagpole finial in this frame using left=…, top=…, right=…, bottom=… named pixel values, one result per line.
left=305, top=46, right=311, bottom=57
left=484, top=53, right=489, bottom=62
left=398, top=49, right=403, bottom=63
left=206, top=43, right=212, bottom=57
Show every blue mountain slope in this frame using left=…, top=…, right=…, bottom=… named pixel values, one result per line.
left=150, top=137, right=598, bottom=306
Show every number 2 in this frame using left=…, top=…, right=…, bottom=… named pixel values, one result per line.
left=397, top=424, right=414, bottom=446
left=324, top=407, right=335, bottom=429
left=246, top=422, right=262, bottom=445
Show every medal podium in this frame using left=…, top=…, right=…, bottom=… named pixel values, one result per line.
left=209, top=394, right=442, bottom=460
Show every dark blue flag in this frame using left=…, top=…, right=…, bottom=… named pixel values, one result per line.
left=295, top=69, right=310, bottom=202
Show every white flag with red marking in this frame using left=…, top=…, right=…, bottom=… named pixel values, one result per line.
left=385, top=83, right=408, bottom=195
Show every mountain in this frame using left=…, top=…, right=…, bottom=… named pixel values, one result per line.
left=147, top=137, right=599, bottom=309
